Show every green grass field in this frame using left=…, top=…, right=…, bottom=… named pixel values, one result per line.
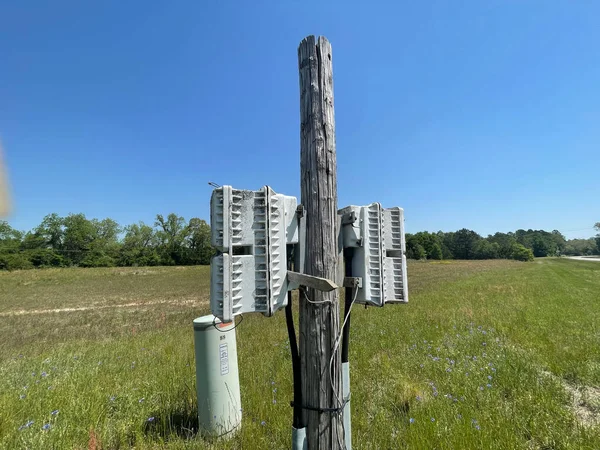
left=1, top=258, right=599, bottom=449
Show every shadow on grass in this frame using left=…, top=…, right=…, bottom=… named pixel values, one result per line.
left=143, top=408, right=200, bottom=440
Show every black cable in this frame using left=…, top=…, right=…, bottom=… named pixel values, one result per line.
left=341, top=248, right=353, bottom=364
left=211, top=314, right=243, bottom=332
left=285, top=290, right=304, bottom=428
left=290, top=397, right=349, bottom=413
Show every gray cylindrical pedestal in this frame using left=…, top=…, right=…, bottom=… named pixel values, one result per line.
left=193, top=315, right=242, bottom=438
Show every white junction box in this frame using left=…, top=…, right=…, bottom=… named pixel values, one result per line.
left=338, top=203, right=408, bottom=306
left=210, top=185, right=299, bottom=322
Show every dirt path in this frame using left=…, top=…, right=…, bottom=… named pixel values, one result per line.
left=0, top=298, right=206, bottom=317
left=564, top=256, right=600, bottom=262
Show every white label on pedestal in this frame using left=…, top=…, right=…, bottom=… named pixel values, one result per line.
left=219, top=343, right=229, bottom=376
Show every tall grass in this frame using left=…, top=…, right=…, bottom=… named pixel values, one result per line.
left=0, top=259, right=599, bottom=449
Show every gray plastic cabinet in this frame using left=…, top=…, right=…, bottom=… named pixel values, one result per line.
left=210, top=185, right=299, bottom=322
left=339, top=203, right=408, bottom=306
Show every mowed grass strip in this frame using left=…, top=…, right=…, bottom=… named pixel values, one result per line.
left=0, top=259, right=599, bottom=449
left=0, top=266, right=209, bottom=314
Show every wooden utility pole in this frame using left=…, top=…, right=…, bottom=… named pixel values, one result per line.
left=298, top=36, right=343, bottom=449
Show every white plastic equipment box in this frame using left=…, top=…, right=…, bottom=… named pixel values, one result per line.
left=339, top=203, right=408, bottom=306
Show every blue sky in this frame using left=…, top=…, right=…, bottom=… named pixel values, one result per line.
left=1, top=1, right=598, bottom=239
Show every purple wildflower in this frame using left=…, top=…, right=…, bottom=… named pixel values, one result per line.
left=18, top=420, right=34, bottom=430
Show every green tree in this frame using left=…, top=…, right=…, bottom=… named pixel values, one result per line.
left=84, top=218, right=122, bottom=266
left=453, top=229, right=481, bottom=260
left=563, top=238, right=597, bottom=256
left=62, top=214, right=98, bottom=265
left=0, top=253, right=32, bottom=270
left=155, top=214, right=189, bottom=265
left=0, top=221, right=26, bottom=270
left=35, top=213, right=65, bottom=250
left=406, top=234, right=426, bottom=260
left=487, top=232, right=517, bottom=259
left=474, top=241, right=500, bottom=259
left=511, top=243, right=534, bottom=262
left=26, top=248, right=65, bottom=267
left=186, top=218, right=214, bottom=265
left=119, top=222, right=160, bottom=266
left=20, top=231, right=47, bottom=250
left=437, top=231, right=454, bottom=259
left=428, top=243, right=443, bottom=260
left=595, top=223, right=600, bottom=255
left=531, top=235, right=550, bottom=257
left=0, top=220, right=22, bottom=252
left=20, top=230, right=64, bottom=267
left=412, top=232, right=445, bottom=260
left=550, top=230, right=567, bottom=255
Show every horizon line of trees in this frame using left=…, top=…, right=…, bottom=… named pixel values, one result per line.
left=0, top=213, right=214, bottom=271
left=1, top=214, right=599, bottom=270
left=407, top=226, right=600, bottom=262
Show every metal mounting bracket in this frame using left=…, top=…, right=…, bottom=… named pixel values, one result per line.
left=287, top=271, right=338, bottom=292
left=343, top=277, right=362, bottom=288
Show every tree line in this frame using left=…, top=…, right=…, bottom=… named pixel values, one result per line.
left=1, top=214, right=598, bottom=270
left=0, top=213, right=213, bottom=270
left=406, top=226, right=600, bottom=262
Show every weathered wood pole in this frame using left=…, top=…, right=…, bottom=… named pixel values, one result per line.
left=298, top=36, right=343, bottom=449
